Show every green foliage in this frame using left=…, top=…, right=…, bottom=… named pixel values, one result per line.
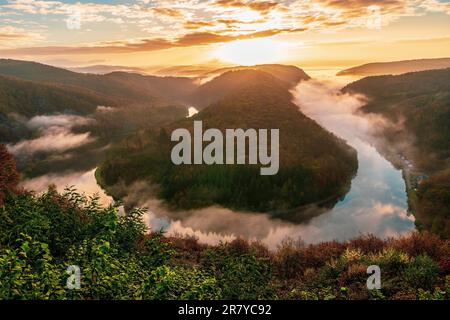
left=403, top=255, right=440, bottom=290
left=417, top=170, right=450, bottom=237
left=0, top=234, right=65, bottom=299
left=143, top=266, right=221, bottom=300
left=0, top=186, right=448, bottom=300
left=201, top=244, right=274, bottom=299
left=364, top=248, right=411, bottom=273
left=64, top=238, right=147, bottom=299
left=139, top=235, right=175, bottom=269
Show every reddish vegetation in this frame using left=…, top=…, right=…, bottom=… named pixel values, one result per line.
left=0, top=144, right=20, bottom=205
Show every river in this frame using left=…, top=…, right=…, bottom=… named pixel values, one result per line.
left=20, top=71, right=416, bottom=249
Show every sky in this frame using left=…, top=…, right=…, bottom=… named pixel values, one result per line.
left=0, top=0, right=450, bottom=69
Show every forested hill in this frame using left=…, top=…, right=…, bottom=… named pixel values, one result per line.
left=0, top=75, right=114, bottom=116
left=190, top=66, right=309, bottom=109
left=0, top=75, right=116, bottom=143
left=343, top=68, right=450, bottom=171
left=203, top=64, right=310, bottom=85
left=0, top=60, right=309, bottom=109
left=97, top=70, right=358, bottom=213
left=344, top=68, right=450, bottom=238
left=0, top=59, right=197, bottom=106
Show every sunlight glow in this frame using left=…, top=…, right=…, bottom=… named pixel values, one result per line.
left=215, top=38, right=286, bottom=65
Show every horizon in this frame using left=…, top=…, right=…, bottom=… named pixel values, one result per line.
left=1, top=0, right=450, bottom=70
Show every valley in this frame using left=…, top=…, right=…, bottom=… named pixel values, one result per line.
left=1, top=0, right=449, bottom=302
left=0, top=60, right=448, bottom=247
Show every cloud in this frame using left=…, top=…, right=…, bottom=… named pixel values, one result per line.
left=7, top=115, right=95, bottom=156
left=0, top=26, right=43, bottom=46
left=1, top=0, right=450, bottom=56
left=114, top=177, right=414, bottom=249
left=0, top=28, right=306, bottom=55
left=8, top=128, right=93, bottom=155
left=153, top=7, right=184, bottom=18
left=26, top=114, right=92, bottom=129
left=215, top=0, right=280, bottom=14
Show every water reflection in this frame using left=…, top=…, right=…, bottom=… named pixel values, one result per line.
left=21, top=74, right=416, bottom=249
left=21, top=169, right=112, bottom=207
left=137, top=136, right=414, bottom=249
left=120, top=76, right=415, bottom=248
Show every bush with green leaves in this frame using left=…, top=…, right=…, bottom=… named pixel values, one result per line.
left=0, top=234, right=65, bottom=299
left=403, top=254, right=440, bottom=290
left=201, top=244, right=274, bottom=299
left=0, top=186, right=448, bottom=300
left=143, top=266, right=221, bottom=300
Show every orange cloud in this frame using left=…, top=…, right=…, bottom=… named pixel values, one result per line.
left=153, top=7, right=184, bottom=18
left=0, top=28, right=306, bottom=56
left=0, top=26, right=43, bottom=45
left=215, top=0, right=279, bottom=14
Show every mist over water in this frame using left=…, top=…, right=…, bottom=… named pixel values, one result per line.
left=20, top=73, right=416, bottom=249
left=7, top=114, right=94, bottom=156
left=21, top=169, right=112, bottom=207
left=110, top=73, right=415, bottom=248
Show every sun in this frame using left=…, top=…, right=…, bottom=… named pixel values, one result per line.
left=215, top=38, right=286, bottom=65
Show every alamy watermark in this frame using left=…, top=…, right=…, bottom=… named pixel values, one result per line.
left=170, top=121, right=279, bottom=175
left=367, top=5, right=382, bottom=30
left=66, top=265, right=81, bottom=290
left=366, top=265, right=381, bottom=290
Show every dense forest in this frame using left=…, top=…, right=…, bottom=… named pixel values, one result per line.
left=0, top=145, right=448, bottom=300
left=97, top=69, right=358, bottom=212
left=190, top=65, right=310, bottom=109
left=344, top=68, right=450, bottom=237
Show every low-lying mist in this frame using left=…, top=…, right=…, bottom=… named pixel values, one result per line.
left=21, top=169, right=112, bottom=207
left=102, top=77, right=415, bottom=249
left=17, top=77, right=416, bottom=249
left=7, top=114, right=94, bottom=156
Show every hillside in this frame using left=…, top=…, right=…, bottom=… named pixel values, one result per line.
left=0, top=70, right=187, bottom=177
left=337, top=58, right=450, bottom=76
left=344, top=68, right=450, bottom=237
left=0, top=59, right=198, bottom=106
left=0, top=144, right=19, bottom=205
left=0, top=75, right=115, bottom=143
left=98, top=71, right=357, bottom=212
left=203, top=64, right=311, bottom=85
left=343, top=68, right=450, bottom=171
left=189, top=66, right=309, bottom=109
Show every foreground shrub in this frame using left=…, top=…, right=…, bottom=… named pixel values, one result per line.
left=0, top=186, right=448, bottom=300
left=202, top=243, right=274, bottom=299
left=403, top=255, right=440, bottom=290
left=65, top=238, right=148, bottom=299
left=143, top=266, right=221, bottom=300
left=364, top=248, right=411, bottom=274
left=0, top=234, right=64, bottom=299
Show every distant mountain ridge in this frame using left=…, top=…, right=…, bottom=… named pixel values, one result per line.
left=0, top=59, right=197, bottom=106
left=202, top=64, right=311, bottom=85
left=0, top=60, right=310, bottom=109
left=68, top=64, right=146, bottom=74
left=337, top=58, right=450, bottom=76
